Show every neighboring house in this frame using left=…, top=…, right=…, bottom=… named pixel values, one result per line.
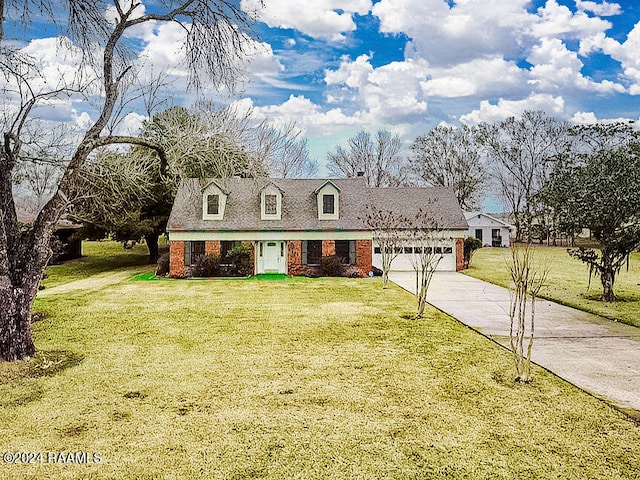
left=167, top=178, right=468, bottom=278
left=17, top=210, right=83, bottom=262
left=464, top=211, right=512, bottom=247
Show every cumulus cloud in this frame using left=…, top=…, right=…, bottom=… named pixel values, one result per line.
left=19, top=37, right=96, bottom=93
left=460, top=94, right=566, bottom=125
left=575, top=0, right=622, bottom=17
left=374, top=0, right=531, bottom=66
left=73, top=111, right=93, bottom=130
left=527, top=37, right=625, bottom=93
left=420, top=57, right=527, bottom=98
left=324, top=55, right=430, bottom=123
left=241, top=0, right=372, bottom=41
left=572, top=111, right=599, bottom=124
left=531, top=0, right=613, bottom=40
left=117, top=112, right=148, bottom=136
left=241, top=95, right=362, bottom=137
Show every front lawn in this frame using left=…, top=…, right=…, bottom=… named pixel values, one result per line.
left=465, top=246, right=640, bottom=328
left=0, top=274, right=638, bottom=478
left=42, top=241, right=153, bottom=289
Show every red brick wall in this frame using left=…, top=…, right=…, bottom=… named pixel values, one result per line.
left=356, top=240, right=372, bottom=276
left=169, top=241, right=185, bottom=278
left=322, top=240, right=335, bottom=256
left=456, top=238, right=464, bottom=271
left=287, top=240, right=303, bottom=275
left=205, top=241, right=220, bottom=256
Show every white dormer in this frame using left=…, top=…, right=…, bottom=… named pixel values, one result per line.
left=260, top=183, right=283, bottom=220
left=315, top=180, right=340, bottom=220
left=202, top=180, right=228, bottom=220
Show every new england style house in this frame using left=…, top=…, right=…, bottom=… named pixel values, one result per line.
left=166, top=177, right=468, bottom=277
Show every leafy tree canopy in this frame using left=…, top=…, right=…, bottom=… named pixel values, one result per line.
left=544, top=132, right=640, bottom=301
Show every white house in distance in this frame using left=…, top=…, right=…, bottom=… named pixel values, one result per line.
left=464, top=212, right=512, bottom=247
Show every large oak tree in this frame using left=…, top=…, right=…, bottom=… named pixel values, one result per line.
left=544, top=131, right=640, bottom=302
left=0, top=0, right=260, bottom=361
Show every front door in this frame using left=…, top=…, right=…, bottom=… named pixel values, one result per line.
left=259, top=241, right=286, bottom=273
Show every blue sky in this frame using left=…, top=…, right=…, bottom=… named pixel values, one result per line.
left=6, top=0, right=640, bottom=172
left=232, top=0, right=640, bottom=167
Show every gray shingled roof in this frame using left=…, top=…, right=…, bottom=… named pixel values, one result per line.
left=167, top=178, right=468, bottom=232
left=368, top=187, right=469, bottom=229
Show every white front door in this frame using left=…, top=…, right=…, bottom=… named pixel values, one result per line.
left=259, top=241, right=286, bottom=273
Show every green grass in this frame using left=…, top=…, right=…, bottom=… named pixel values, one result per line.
left=0, top=267, right=638, bottom=478
left=465, top=246, right=640, bottom=328
left=43, top=241, right=154, bottom=288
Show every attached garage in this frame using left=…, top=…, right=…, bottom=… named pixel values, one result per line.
left=372, top=238, right=460, bottom=272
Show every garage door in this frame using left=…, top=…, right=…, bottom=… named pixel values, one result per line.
left=372, top=241, right=457, bottom=272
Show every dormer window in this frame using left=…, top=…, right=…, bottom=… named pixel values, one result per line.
left=322, top=194, right=335, bottom=215
left=315, top=181, right=340, bottom=220
left=202, top=180, right=227, bottom=220
left=265, top=194, right=277, bottom=215
left=207, top=194, right=219, bottom=215
left=260, top=183, right=283, bottom=220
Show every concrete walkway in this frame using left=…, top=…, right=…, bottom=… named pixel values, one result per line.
left=390, top=271, right=640, bottom=415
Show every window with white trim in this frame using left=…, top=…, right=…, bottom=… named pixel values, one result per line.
left=207, top=194, right=219, bottom=215
left=265, top=194, right=277, bottom=215
left=322, top=194, right=335, bottom=214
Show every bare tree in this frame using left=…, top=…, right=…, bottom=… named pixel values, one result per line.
left=361, top=205, right=408, bottom=289
left=253, top=121, right=317, bottom=178
left=508, top=244, right=548, bottom=383
left=410, top=125, right=486, bottom=210
left=477, top=111, right=569, bottom=242
left=328, top=129, right=405, bottom=186
left=0, top=0, right=261, bottom=361
left=406, top=209, right=445, bottom=319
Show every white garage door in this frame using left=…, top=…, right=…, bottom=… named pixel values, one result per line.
left=372, top=241, right=457, bottom=272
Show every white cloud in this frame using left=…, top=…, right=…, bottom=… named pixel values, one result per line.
left=325, top=54, right=374, bottom=89
left=531, top=0, right=613, bottom=40
left=325, top=55, right=430, bottom=123
left=73, top=111, right=93, bottom=130
left=241, top=0, right=372, bottom=41
left=240, top=95, right=362, bottom=137
left=420, top=57, right=526, bottom=98
left=117, top=112, right=148, bottom=136
left=136, top=22, right=189, bottom=78
left=460, top=94, right=566, bottom=125
left=374, top=0, right=531, bottom=66
left=578, top=21, right=640, bottom=94
left=527, top=37, right=625, bottom=93
left=575, top=0, right=622, bottom=17
left=19, top=37, right=96, bottom=94
left=572, top=111, right=599, bottom=124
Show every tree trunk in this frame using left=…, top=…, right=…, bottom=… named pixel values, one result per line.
left=0, top=278, right=36, bottom=361
left=601, top=268, right=616, bottom=302
left=145, top=232, right=160, bottom=264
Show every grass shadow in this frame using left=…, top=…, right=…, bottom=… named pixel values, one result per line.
left=0, top=350, right=84, bottom=382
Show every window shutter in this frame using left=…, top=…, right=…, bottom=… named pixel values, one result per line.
left=349, top=240, right=356, bottom=265
left=302, top=241, right=308, bottom=265
left=184, top=242, right=191, bottom=266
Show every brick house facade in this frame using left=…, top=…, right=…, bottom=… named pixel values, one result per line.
left=167, top=178, right=468, bottom=278
left=169, top=239, right=373, bottom=278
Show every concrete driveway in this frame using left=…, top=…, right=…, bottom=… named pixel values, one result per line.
left=390, top=271, right=640, bottom=415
